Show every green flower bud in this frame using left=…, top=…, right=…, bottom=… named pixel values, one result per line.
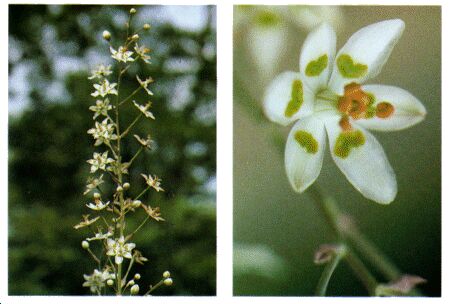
left=132, top=200, right=142, bottom=208
left=130, top=284, right=140, bottom=295
left=143, top=24, right=151, bottom=30
left=93, top=192, right=101, bottom=199
left=134, top=273, right=141, bottom=280
left=123, top=182, right=130, bottom=190
left=107, top=279, right=114, bottom=286
left=163, top=271, right=171, bottom=278
left=102, top=30, right=111, bottom=41
left=130, top=8, right=137, bottom=14
left=82, top=240, right=89, bottom=249
left=163, top=278, right=173, bottom=286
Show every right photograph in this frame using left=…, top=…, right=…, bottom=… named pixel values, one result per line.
left=233, top=5, right=441, bottom=297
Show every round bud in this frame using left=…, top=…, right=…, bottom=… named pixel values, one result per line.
left=123, top=182, right=130, bottom=190
left=107, top=279, right=114, bottom=286
left=163, top=278, right=173, bottom=286
left=102, top=30, right=111, bottom=41
left=130, top=8, right=137, bottom=14
left=82, top=240, right=89, bottom=249
left=132, top=200, right=142, bottom=208
left=134, top=273, right=141, bottom=280
left=130, top=284, right=140, bottom=295
left=116, top=186, right=123, bottom=192
left=131, top=34, right=139, bottom=40
left=163, top=271, right=171, bottom=278
left=93, top=192, right=101, bottom=199
left=143, top=23, right=151, bottom=30
left=128, top=279, right=135, bottom=286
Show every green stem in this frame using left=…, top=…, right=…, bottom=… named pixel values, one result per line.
left=125, top=215, right=150, bottom=242
left=144, top=279, right=164, bottom=296
left=119, top=87, right=142, bottom=106
left=315, top=245, right=346, bottom=296
left=121, top=114, right=142, bottom=138
left=344, top=249, right=379, bottom=296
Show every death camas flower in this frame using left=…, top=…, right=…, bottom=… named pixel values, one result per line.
left=263, top=20, right=426, bottom=204
left=106, top=236, right=136, bottom=264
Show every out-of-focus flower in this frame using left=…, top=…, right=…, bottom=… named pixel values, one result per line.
left=136, top=75, right=154, bottom=95
left=88, top=64, right=113, bottom=80
left=132, top=100, right=155, bottom=119
left=91, top=79, right=118, bottom=98
left=141, top=174, right=164, bottom=192
left=110, top=46, right=134, bottom=63
left=83, top=268, right=115, bottom=294
left=89, top=98, right=113, bottom=119
left=134, top=44, right=151, bottom=64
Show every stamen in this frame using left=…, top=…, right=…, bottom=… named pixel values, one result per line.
left=376, top=102, right=395, bottom=118
left=339, top=116, right=353, bottom=132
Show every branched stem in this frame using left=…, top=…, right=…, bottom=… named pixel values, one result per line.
left=315, top=244, right=347, bottom=296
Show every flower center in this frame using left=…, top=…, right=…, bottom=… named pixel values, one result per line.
left=336, top=83, right=395, bottom=131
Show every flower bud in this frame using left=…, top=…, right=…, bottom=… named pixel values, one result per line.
left=163, top=278, right=173, bottom=286
left=102, top=30, right=111, bottom=41
left=82, top=240, right=89, bottom=249
left=123, top=182, right=130, bottom=190
left=127, top=279, right=135, bottom=286
left=130, top=8, right=137, bottom=14
left=143, top=23, right=151, bottom=30
left=130, top=284, right=140, bottom=295
left=116, top=186, right=123, bottom=192
left=93, top=192, right=101, bottom=199
left=163, top=271, right=171, bottom=278
left=132, top=200, right=142, bottom=208
left=131, top=34, right=139, bottom=40
left=107, top=279, right=114, bottom=286
left=134, top=273, right=141, bottom=280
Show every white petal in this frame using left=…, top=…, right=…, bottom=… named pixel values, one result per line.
left=115, top=256, right=123, bottom=264
left=355, top=85, right=426, bottom=131
left=285, top=116, right=326, bottom=192
left=328, top=19, right=405, bottom=94
left=299, top=23, right=336, bottom=93
left=325, top=118, right=397, bottom=204
left=263, top=71, right=315, bottom=126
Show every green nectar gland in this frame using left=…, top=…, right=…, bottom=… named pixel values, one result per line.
left=334, top=130, right=365, bottom=159
left=294, top=130, right=319, bottom=154
left=337, top=54, right=368, bottom=79
left=284, top=79, right=304, bottom=118
left=305, top=54, right=328, bottom=77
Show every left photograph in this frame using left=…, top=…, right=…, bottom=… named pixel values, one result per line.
left=8, top=5, right=216, bottom=295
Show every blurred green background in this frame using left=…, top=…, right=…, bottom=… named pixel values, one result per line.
left=9, top=5, right=216, bottom=295
left=233, top=6, right=440, bottom=296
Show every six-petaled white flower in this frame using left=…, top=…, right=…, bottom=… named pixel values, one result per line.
left=134, top=43, right=152, bottom=64
left=87, top=230, right=113, bottom=241
left=89, top=98, right=113, bottom=119
left=87, top=119, right=118, bottom=146
left=141, top=174, right=164, bottom=192
left=83, top=268, right=115, bottom=294
left=106, top=236, right=136, bottom=264
left=87, top=151, right=114, bottom=173
left=86, top=198, right=111, bottom=211
left=136, top=75, right=154, bottom=95
left=88, top=64, right=113, bottom=80
left=132, top=100, right=155, bottom=119
left=84, top=175, right=104, bottom=195
left=110, top=46, right=135, bottom=63
left=91, top=79, right=118, bottom=98
left=263, top=20, right=426, bottom=204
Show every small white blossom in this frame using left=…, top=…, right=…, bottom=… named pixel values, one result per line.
left=87, top=151, right=114, bottom=173
left=134, top=134, right=154, bottom=149
left=141, top=174, right=164, bottom=192
left=87, top=230, right=113, bottom=241
left=136, top=75, right=154, bottom=95
left=84, top=175, right=104, bottom=195
left=132, top=100, right=155, bottom=119
left=83, top=268, right=115, bottom=294
left=91, top=79, right=118, bottom=98
left=110, top=46, right=134, bottom=63
left=74, top=214, right=100, bottom=230
left=89, top=98, right=113, bottom=119
left=86, top=199, right=110, bottom=211
left=87, top=119, right=118, bottom=146
left=106, top=236, right=136, bottom=264
left=88, top=64, right=113, bottom=80
left=134, top=43, right=151, bottom=64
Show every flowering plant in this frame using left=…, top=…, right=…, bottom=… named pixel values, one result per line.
left=74, top=7, right=173, bottom=296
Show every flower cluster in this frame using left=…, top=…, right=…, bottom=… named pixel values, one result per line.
left=75, top=7, right=172, bottom=296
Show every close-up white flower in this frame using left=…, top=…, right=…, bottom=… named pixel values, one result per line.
left=83, top=268, right=115, bottom=294
left=91, top=79, right=118, bottom=98
left=89, top=98, right=113, bottom=119
left=88, top=64, right=113, bottom=80
left=136, top=75, right=154, bottom=95
left=132, top=100, right=155, bottom=119
left=86, top=199, right=110, bottom=211
left=87, top=151, right=114, bottom=173
left=134, top=43, right=152, bottom=64
left=141, top=173, right=164, bottom=192
left=87, top=118, right=118, bottom=146
left=263, top=20, right=426, bottom=204
left=106, top=236, right=136, bottom=265
left=110, top=46, right=135, bottom=63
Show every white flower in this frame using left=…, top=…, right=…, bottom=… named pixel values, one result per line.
left=89, top=98, right=113, bottom=119
left=87, top=151, right=114, bottom=173
left=141, top=174, right=164, bottom=192
left=106, top=236, right=136, bottom=264
left=263, top=20, right=426, bottom=204
left=87, top=230, right=113, bottom=241
left=87, top=119, right=118, bottom=146
left=86, top=199, right=110, bottom=211
left=91, top=79, right=118, bottom=98
left=132, top=100, right=155, bottom=119
left=110, top=46, right=134, bottom=63
left=88, top=64, right=113, bottom=80
left=136, top=75, right=154, bottom=95
left=83, top=268, right=115, bottom=294
left=74, top=214, right=100, bottom=230
left=134, top=43, right=151, bottom=64
left=134, top=134, right=153, bottom=149
left=84, top=175, right=104, bottom=195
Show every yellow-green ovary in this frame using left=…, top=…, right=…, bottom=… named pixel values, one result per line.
left=294, top=130, right=318, bottom=154
left=284, top=80, right=304, bottom=118
left=334, top=130, right=365, bottom=158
